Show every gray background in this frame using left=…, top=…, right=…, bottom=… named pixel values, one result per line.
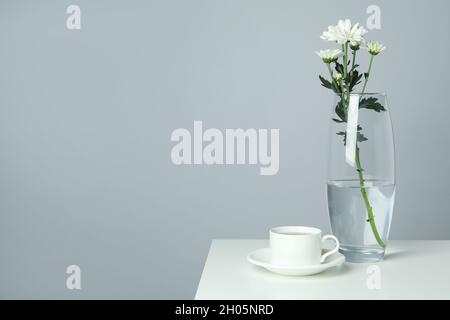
left=0, top=0, right=449, bottom=299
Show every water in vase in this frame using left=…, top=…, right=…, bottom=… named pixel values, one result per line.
left=327, top=180, right=395, bottom=262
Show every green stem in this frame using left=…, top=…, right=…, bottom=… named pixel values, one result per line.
left=355, top=146, right=386, bottom=248
left=339, top=43, right=349, bottom=116
left=361, top=55, right=374, bottom=94
left=343, top=43, right=348, bottom=79
left=351, top=49, right=357, bottom=76
left=326, top=63, right=333, bottom=79
left=354, top=54, right=385, bottom=248
left=344, top=51, right=384, bottom=248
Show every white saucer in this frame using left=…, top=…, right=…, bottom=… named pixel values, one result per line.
left=247, top=248, right=345, bottom=276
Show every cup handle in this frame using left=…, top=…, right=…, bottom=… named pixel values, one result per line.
left=321, top=235, right=340, bottom=263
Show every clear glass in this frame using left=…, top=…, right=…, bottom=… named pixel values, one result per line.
left=326, top=93, right=395, bottom=263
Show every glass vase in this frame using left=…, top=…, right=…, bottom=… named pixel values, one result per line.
left=326, top=93, right=395, bottom=263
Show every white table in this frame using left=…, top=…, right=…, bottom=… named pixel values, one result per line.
left=195, top=240, right=450, bottom=300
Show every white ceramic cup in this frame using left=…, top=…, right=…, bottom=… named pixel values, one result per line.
left=270, top=226, right=340, bottom=267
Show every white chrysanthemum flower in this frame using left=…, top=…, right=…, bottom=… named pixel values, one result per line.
left=315, top=49, right=343, bottom=63
left=365, top=41, right=386, bottom=55
left=334, top=72, right=343, bottom=81
left=320, top=19, right=367, bottom=46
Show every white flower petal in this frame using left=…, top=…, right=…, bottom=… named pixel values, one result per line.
left=320, top=19, right=367, bottom=46
left=315, top=49, right=343, bottom=62
left=365, top=41, right=386, bottom=55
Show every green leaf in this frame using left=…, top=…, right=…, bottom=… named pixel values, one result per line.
left=334, top=62, right=344, bottom=75
left=336, top=131, right=368, bottom=145
left=336, top=131, right=347, bottom=145
left=334, top=100, right=346, bottom=122
left=332, top=118, right=344, bottom=123
left=319, top=75, right=332, bottom=90
left=357, top=132, right=368, bottom=142
left=359, top=97, right=386, bottom=112
left=331, top=80, right=341, bottom=94
left=349, top=70, right=363, bottom=92
left=319, top=75, right=341, bottom=94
